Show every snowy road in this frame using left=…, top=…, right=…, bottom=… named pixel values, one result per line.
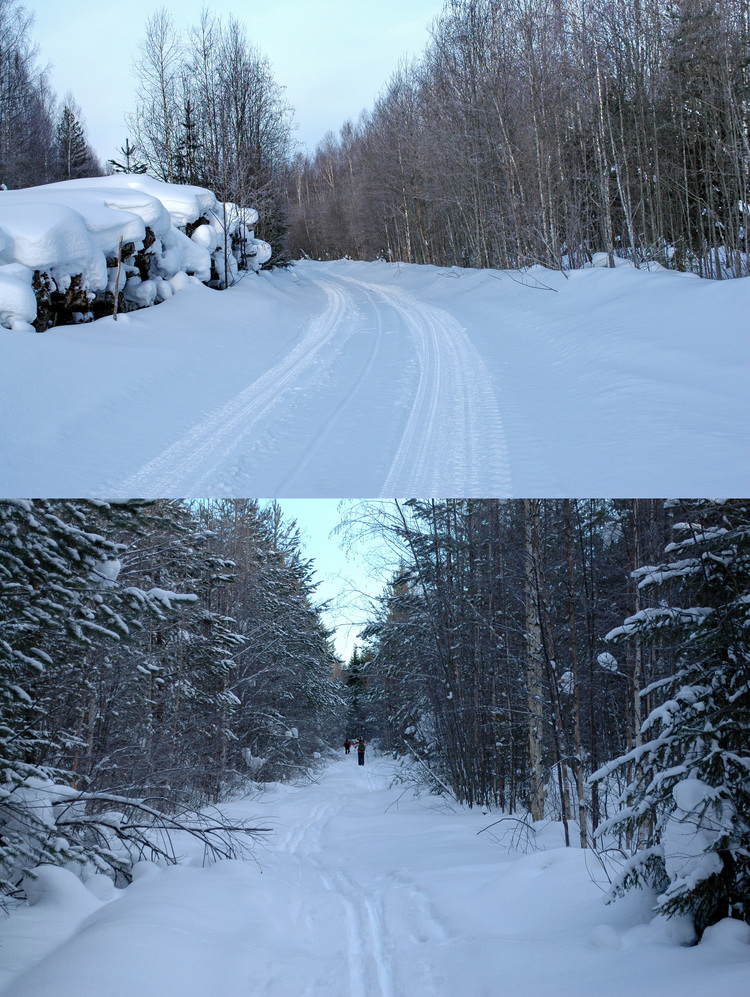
left=1, top=258, right=747, bottom=496
left=118, top=267, right=511, bottom=497
left=1, top=757, right=748, bottom=997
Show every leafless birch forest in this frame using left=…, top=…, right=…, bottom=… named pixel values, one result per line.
left=288, top=0, right=750, bottom=278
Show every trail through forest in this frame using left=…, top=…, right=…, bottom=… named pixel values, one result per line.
left=1, top=756, right=748, bottom=997
left=1, top=259, right=747, bottom=497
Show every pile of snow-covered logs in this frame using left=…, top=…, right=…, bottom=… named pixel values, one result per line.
left=0, top=175, right=272, bottom=332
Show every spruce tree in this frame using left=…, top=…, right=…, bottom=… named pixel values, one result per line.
left=591, top=500, right=750, bottom=936
left=0, top=500, right=179, bottom=891
left=56, top=101, right=100, bottom=180
left=197, top=500, right=342, bottom=781
left=108, top=138, right=148, bottom=175
left=344, top=647, right=370, bottom=738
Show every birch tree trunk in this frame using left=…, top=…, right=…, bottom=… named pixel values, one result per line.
left=565, top=499, right=587, bottom=849
left=524, top=499, right=545, bottom=822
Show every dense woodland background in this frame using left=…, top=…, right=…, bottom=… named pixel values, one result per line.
left=0, top=0, right=101, bottom=187
left=288, top=0, right=750, bottom=277
left=2, top=0, right=748, bottom=276
left=0, top=500, right=341, bottom=891
left=350, top=498, right=749, bottom=932
left=2, top=498, right=748, bottom=933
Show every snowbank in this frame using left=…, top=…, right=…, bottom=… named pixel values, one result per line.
left=0, top=175, right=272, bottom=332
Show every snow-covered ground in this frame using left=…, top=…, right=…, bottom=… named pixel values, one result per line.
left=1, top=258, right=747, bottom=497
left=0, top=756, right=747, bottom=997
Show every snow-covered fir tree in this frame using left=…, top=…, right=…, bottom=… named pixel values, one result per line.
left=0, top=499, right=345, bottom=895
left=82, top=500, right=244, bottom=804
left=0, top=500, right=189, bottom=892
left=591, top=499, right=750, bottom=935
left=199, top=500, right=342, bottom=781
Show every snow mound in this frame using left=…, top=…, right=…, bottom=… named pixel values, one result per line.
left=0, top=866, right=105, bottom=993
left=0, top=176, right=272, bottom=332
left=589, top=251, right=668, bottom=271
left=22, top=865, right=99, bottom=909
left=701, top=917, right=750, bottom=949
left=588, top=924, right=622, bottom=949
left=0, top=266, right=37, bottom=331
left=82, top=873, right=117, bottom=901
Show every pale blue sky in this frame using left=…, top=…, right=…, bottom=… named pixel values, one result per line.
left=273, top=499, right=393, bottom=663
left=32, top=0, right=445, bottom=164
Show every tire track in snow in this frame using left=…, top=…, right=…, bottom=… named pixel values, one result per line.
left=342, top=276, right=512, bottom=497
left=116, top=279, right=349, bottom=496
left=275, top=283, right=385, bottom=494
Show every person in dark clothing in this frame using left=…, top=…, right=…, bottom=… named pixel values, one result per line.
left=344, top=739, right=351, bottom=754
left=356, top=738, right=366, bottom=765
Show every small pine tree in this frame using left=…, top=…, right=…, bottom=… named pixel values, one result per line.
left=591, top=500, right=750, bottom=936
left=345, top=647, right=370, bottom=736
left=108, top=138, right=148, bottom=175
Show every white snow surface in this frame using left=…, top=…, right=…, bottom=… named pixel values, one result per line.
left=0, top=756, right=747, bottom=997
left=0, top=258, right=747, bottom=496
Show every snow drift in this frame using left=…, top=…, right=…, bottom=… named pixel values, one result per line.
left=0, top=175, right=272, bottom=332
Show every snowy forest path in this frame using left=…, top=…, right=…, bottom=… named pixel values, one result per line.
left=116, top=276, right=352, bottom=496
left=4, top=258, right=748, bottom=496
left=258, top=758, right=448, bottom=997
left=1, top=757, right=747, bottom=997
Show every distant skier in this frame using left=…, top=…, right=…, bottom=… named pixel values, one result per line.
left=356, top=738, right=366, bottom=766
left=344, top=739, right=351, bottom=754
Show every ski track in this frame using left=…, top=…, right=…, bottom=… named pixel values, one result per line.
left=280, top=797, right=340, bottom=857
left=340, top=275, right=512, bottom=497
left=115, top=267, right=512, bottom=497
left=275, top=283, right=385, bottom=494
left=333, top=868, right=396, bottom=997
left=269, top=760, right=449, bottom=997
left=308, top=856, right=396, bottom=997
left=274, top=791, right=389, bottom=997
left=116, top=277, right=349, bottom=496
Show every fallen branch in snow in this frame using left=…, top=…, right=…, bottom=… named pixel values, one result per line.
left=6, top=787, right=271, bottom=897
left=477, top=814, right=541, bottom=852
left=384, top=785, right=414, bottom=814
left=489, top=269, right=559, bottom=292
left=403, top=744, right=457, bottom=800
left=582, top=842, right=616, bottom=891
left=56, top=792, right=271, bottom=863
